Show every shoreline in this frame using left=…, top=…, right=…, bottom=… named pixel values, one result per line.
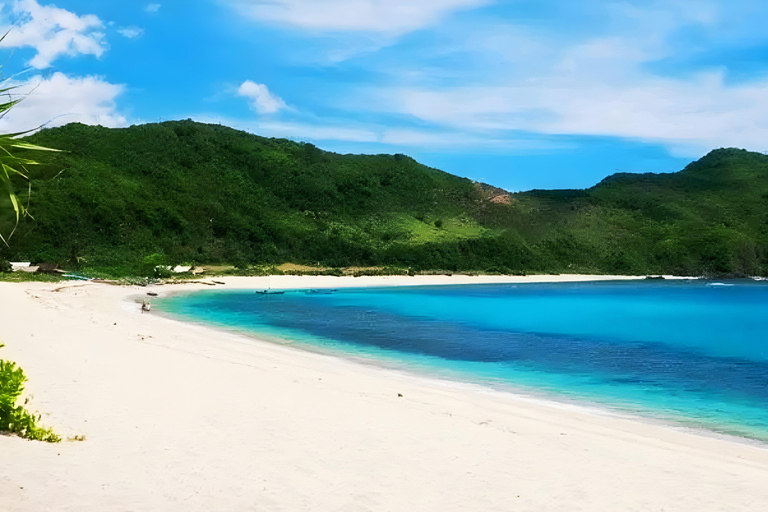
left=2, top=275, right=768, bottom=511
left=129, top=272, right=686, bottom=303
left=155, top=307, right=768, bottom=450
left=151, top=281, right=768, bottom=449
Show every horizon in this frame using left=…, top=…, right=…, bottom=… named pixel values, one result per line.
left=3, top=1, right=768, bottom=190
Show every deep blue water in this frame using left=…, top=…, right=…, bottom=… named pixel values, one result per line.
left=160, top=280, right=768, bottom=441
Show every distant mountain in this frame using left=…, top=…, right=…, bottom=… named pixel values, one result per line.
left=512, top=148, right=768, bottom=275
left=3, top=121, right=766, bottom=276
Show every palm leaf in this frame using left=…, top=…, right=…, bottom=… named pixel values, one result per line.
left=9, top=141, right=60, bottom=152
left=0, top=69, right=58, bottom=245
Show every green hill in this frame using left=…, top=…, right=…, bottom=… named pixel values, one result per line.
left=511, top=148, right=768, bottom=275
left=2, top=121, right=767, bottom=277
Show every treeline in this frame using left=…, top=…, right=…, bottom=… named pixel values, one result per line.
left=1, top=120, right=767, bottom=277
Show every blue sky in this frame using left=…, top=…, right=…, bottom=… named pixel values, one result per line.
left=2, top=0, right=768, bottom=190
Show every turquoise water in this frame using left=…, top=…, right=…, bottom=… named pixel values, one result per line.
left=159, top=280, right=768, bottom=442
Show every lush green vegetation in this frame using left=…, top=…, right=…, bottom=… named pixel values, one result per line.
left=2, top=120, right=767, bottom=277
left=0, top=343, right=60, bottom=442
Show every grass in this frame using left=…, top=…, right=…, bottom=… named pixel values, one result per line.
left=0, top=343, right=60, bottom=442
left=0, top=271, right=66, bottom=283
left=390, top=214, right=490, bottom=244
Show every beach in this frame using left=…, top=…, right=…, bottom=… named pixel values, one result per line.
left=2, top=274, right=768, bottom=511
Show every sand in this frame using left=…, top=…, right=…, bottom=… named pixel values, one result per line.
left=1, top=274, right=767, bottom=512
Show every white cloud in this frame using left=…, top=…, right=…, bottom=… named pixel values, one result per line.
left=145, top=3, right=161, bottom=14
left=117, top=26, right=144, bottom=39
left=237, top=81, right=286, bottom=114
left=378, top=129, right=569, bottom=150
left=225, top=0, right=487, bottom=34
left=186, top=114, right=573, bottom=154
left=0, top=73, right=127, bottom=133
left=0, top=0, right=106, bottom=69
left=373, top=64, right=768, bottom=156
left=343, top=2, right=768, bottom=156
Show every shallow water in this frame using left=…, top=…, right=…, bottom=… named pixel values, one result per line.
left=160, top=280, right=768, bottom=442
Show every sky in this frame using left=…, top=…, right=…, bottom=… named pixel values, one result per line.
left=2, top=0, right=768, bottom=191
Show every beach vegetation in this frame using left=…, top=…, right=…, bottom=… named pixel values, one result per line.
left=0, top=343, right=60, bottom=442
left=0, top=271, right=64, bottom=283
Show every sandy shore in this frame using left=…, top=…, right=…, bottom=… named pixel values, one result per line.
left=1, top=274, right=767, bottom=511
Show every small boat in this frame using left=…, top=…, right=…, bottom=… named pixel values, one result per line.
left=255, top=275, right=284, bottom=294
left=305, top=289, right=338, bottom=295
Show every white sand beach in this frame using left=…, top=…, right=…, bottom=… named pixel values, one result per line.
left=2, top=274, right=768, bottom=511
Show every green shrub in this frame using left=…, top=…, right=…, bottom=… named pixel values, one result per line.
left=0, top=343, right=60, bottom=442
left=138, top=252, right=172, bottom=278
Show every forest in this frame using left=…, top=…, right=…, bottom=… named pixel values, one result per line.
left=1, top=120, right=766, bottom=277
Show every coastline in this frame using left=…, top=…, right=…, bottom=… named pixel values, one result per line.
left=2, top=275, right=768, bottom=511
left=152, top=274, right=768, bottom=446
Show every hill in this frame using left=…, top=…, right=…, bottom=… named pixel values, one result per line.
left=512, top=148, right=768, bottom=275
left=2, top=121, right=766, bottom=276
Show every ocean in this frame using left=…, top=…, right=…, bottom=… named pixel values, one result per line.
left=159, top=279, right=768, bottom=442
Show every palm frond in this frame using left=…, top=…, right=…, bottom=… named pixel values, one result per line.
left=0, top=70, right=57, bottom=245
